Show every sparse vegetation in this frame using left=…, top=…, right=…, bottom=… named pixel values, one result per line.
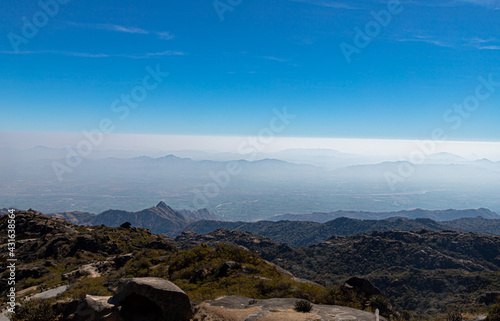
left=10, top=299, right=56, bottom=321
left=445, top=311, right=463, bottom=321
left=487, top=305, right=500, bottom=321
left=120, top=221, right=132, bottom=228
left=2, top=211, right=498, bottom=321
left=294, top=299, right=313, bottom=313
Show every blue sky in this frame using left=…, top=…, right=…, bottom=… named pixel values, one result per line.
left=1, top=0, right=500, bottom=141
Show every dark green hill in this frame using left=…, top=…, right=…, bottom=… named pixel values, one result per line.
left=183, top=217, right=446, bottom=247
left=0, top=210, right=391, bottom=317
left=176, top=227, right=500, bottom=315
left=442, top=216, right=500, bottom=235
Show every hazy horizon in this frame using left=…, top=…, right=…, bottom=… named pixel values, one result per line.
left=2, top=131, right=500, bottom=161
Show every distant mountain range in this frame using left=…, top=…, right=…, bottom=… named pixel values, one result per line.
left=10, top=204, right=496, bottom=245
left=183, top=215, right=500, bottom=247
left=3, top=208, right=500, bottom=315
left=266, top=208, right=500, bottom=222
left=3, top=146, right=500, bottom=220
left=42, top=202, right=219, bottom=235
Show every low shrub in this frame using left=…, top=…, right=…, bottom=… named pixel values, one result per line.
left=295, top=299, right=313, bottom=313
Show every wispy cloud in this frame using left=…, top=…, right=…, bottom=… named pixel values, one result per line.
left=66, top=22, right=175, bottom=40
left=455, top=0, right=500, bottom=9
left=0, top=50, right=110, bottom=57
left=478, top=45, right=500, bottom=50
left=395, top=35, right=500, bottom=50
left=380, top=0, right=499, bottom=8
left=468, top=37, right=500, bottom=50
left=156, top=32, right=175, bottom=40
left=145, top=51, right=185, bottom=57
left=260, top=56, right=292, bottom=62
left=98, top=24, right=149, bottom=34
left=0, top=50, right=186, bottom=59
left=289, top=0, right=361, bottom=10
left=397, top=36, right=455, bottom=48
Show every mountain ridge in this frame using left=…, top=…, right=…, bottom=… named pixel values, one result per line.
left=8, top=204, right=499, bottom=246
left=266, top=208, right=500, bottom=222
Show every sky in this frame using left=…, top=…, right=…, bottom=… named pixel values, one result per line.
left=1, top=0, right=500, bottom=142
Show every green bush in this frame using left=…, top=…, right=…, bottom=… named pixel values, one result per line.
left=446, top=311, right=463, bottom=321
left=487, top=305, right=500, bottom=321
left=294, top=299, right=313, bottom=313
left=10, top=299, right=56, bottom=321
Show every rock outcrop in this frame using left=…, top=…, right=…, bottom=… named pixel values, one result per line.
left=61, top=277, right=193, bottom=321
left=62, top=295, right=118, bottom=321
left=193, top=295, right=386, bottom=321
left=476, top=292, right=500, bottom=305
left=343, top=277, right=382, bottom=296
left=109, top=277, right=193, bottom=321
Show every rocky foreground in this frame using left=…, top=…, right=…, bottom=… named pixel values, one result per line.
left=2, top=210, right=499, bottom=320
left=55, top=277, right=383, bottom=321
left=195, top=296, right=384, bottom=321
left=0, top=211, right=394, bottom=321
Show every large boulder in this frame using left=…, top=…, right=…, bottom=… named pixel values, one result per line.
left=343, top=277, right=382, bottom=296
left=476, top=292, right=500, bottom=305
left=109, top=277, right=192, bottom=321
left=112, top=253, right=134, bottom=269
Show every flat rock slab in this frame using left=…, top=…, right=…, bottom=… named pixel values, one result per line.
left=28, top=285, right=69, bottom=300
left=196, top=296, right=385, bottom=321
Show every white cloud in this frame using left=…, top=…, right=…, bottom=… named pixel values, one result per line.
left=157, top=32, right=175, bottom=40
left=67, top=22, right=174, bottom=40
left=455, top=0, right=500, bottom=8
left=146, top=51, right=185, bottom=57
left=395, top=35, right=500, bottom=50
left=261, top=56, right=291, bottom=62
left=478, top=45, right=500, bottom=50
left=0, top=50, right=185, bottom=59
left=99, top=24, right=149, bottom=34
left=397, top=36, right=455, bottom=48
left=289, top=0, right=361, bottom=9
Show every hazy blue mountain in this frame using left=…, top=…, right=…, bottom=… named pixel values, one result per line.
left=43, top=202, right=220, bottom=235
left=182, top=214, right=500, bottom=247
left=266, top=208, right=500, bottom=222
left=3, top=147, right=500, bottom=220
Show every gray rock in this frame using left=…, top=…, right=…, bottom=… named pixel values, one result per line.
left=194, top=295, right=386, bottom=321
left=217, top=261, right=242, bottom=277
left=344, top=277, right=382, bottom=296
left=63, top=295, right=122, bottom=321
left=112, top=253, right=134, bottom=269
left=110, top=277, right=192, bottom=321
left=469, top=315, right=487, bottom=321
left=476, top=292, right=500, bottom=305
